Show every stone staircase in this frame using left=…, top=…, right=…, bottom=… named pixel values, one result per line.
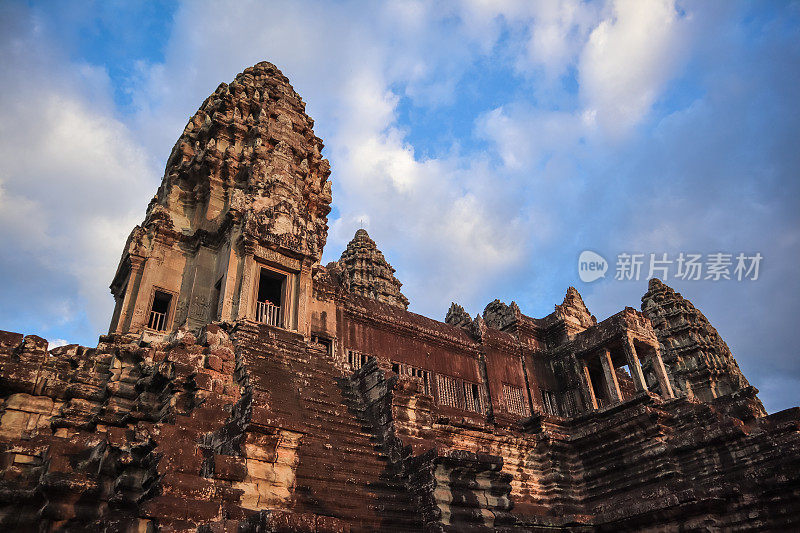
left=233, top=322, right=422, bottom=532
left=346, top=358, right=519, bottom=532
left=335, top=377, right=424, bottom=531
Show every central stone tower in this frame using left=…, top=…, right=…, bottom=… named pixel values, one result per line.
left=108, top=62, right=332, bottom=339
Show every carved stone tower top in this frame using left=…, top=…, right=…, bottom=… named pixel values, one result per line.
left=327, top=229, right=409, bottom=310
left=154, top=60, right=331, bottom=259
left=641, top=278, right=764, bottom=416
left=109, top=62, right=332, bottom=338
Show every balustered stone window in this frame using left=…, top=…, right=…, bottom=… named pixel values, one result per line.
left=147, top=290, right=172, bottom=331
left=463, top=381, right=484, bottom=413
left=255, top=267, right=286, bottom=328
left=395, top=363, right=432, bottom=395
left=541, top=390, right=559, bottom=416
left=436, top=374, right=462, bottom=409
left=503, top=383, right=528, bottom=417
left=435, top=374, right=484, bottom=413
left=346, top=349, right=372, bottom=371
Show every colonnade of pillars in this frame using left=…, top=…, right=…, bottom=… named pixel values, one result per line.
left=579, top=335, right=674, bottom=411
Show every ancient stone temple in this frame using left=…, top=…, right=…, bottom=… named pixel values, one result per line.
left=0, top=62, right=798, bottom=532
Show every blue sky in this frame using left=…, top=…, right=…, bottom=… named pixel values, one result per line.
left=0, top=0, right=798, bottom=412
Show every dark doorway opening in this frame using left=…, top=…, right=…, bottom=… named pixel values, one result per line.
left=211, top=277, right=223, bottom=321
left=588, top=364, right=608, bottom=408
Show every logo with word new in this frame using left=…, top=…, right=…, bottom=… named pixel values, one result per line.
left=578, top=251, right=608, bottom=283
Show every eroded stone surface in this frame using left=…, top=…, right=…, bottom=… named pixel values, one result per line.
left=148, top=60, right=331, bottom=260
left=444, top=303, right=472, bottom=329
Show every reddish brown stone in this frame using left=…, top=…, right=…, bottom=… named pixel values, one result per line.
left=213, top=454, right=247, bottom=482
left=206, top=355, right=223, bottom=372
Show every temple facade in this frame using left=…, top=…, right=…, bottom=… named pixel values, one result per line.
left=0, top=62, right=797, bottom=532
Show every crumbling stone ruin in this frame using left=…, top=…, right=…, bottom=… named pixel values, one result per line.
left=1, top=62, right=798, bottom=532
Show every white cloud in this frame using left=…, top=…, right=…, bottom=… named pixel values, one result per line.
left=477, top=105, right=586, bottom=170
left=0, top=12, right=158, bottom=334
left=47, top=338, right=69, bottom=350
left=457, top=0, right=603, bottom=84
left=122, top=0, right=533, bottom=318
left=579, top=0, right=689, bottom=137
left=519, top=1, right=603, bottom=81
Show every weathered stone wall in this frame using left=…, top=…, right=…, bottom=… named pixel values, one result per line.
left=2, top=309, right=799, bottom=532
left=350, top=356, right=800, bottom=530
left=0, top=325, right=356, bottom=531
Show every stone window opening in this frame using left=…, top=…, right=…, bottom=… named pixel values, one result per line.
left=631, top=340, right=675, bottom=399
left=211, top=276, right=223, bottom=321
left=347, top=349, right=372, bottom=371
left=463, top=381, right=484, bottom=413
left=394, top=363, right=432, bottom=396
left=148, top=290, right=172, bottom=331
left=435, top=374, right=462, bottom=409
left=615, top=363, right=637, bottom=401
left=562, top=391, right=578, bottom=417
left=503, top=383, right=529, bottom=417
left=580, top=345, right=652, bottom=411
left=434, top=374, right=484, bottom=412
left=414, top=367, right=432, bottom=396
left=256, top=267, right=285, bottom=327
left=586, top=362, right=610, bottom=408
left=542, top=390, right=560, bottom=416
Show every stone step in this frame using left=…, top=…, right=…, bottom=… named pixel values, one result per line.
left=299, top=416, right=376, bottom=436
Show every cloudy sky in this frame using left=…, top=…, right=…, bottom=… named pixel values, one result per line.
left=0, top=1, right=797, bottom=412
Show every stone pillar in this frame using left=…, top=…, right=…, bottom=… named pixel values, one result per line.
left=599, top=349, right=623, bottom=404
left=296, top=259, right=312, bottom=335
left=217, top=244, right=237, bottom=322
left=648, top=343, right=676, bottom=399
left=579, top=359, right=599, bottom=411
left=237, top=242, right=256, bottom=321
left=117, top=256, right=146, bottom=334
left=623, top=335, right=649, bottom=393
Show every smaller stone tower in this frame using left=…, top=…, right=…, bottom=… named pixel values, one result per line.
left=326, top=229, right=409, bottom=309
left=641, top=278, right=766, bottom=416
